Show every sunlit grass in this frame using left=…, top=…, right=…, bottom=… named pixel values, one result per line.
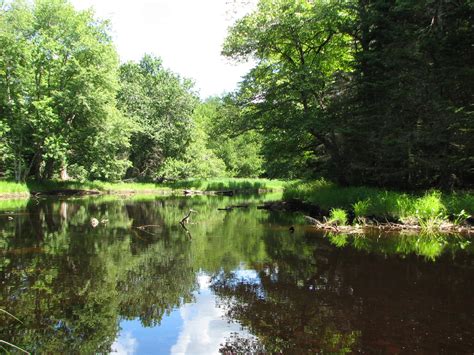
left=165, top=178, right=288, bottom=191
left=0, top=178, right=288, bottom=197
left=284, top=179, right=473, bottom=229
left=328, top=208, right=348, bottom=226
left=0, top=181, right=29, bottom=194
left=25, top=180, right=171, bottom=193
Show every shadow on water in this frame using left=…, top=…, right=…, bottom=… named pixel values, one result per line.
left=0, top=195, right=473, bottom=353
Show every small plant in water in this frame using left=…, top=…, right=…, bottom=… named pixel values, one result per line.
left=328, top=208, right=348, bottom=226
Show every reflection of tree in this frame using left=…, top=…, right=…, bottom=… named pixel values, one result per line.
left=212, top=266, right=360, bottom=353
left=0, top=197, right=197, bottom=352
left=3, top=196, right=473, bottom=353
left=212, top=229, right=474, bottom=353
left=325, top=231, right=474, bottom=261
left=117, top=240, right=197, bottom=327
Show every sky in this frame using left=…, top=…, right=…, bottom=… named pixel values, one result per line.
left=70, top=0, right=257, bottom=98
left=111, top=272, right=259, bottom=354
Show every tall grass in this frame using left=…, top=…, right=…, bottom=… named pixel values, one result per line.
left=328, top=208, right=348, bottom=226
left=284, top=179, right=473, bottom=228
left=0, top=181, right=29, bottom=194
left=165, top=178, right=287, bottom=191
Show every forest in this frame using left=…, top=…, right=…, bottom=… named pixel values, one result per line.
left=1, top=0, right=472, bottom=189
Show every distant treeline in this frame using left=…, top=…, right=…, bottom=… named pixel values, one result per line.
left=1, top=0, right=472, bottom=189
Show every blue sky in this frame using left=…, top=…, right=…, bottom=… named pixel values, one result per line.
left=70, top=0, right=257, bottom=98
left=111, top=273, right=258, bottom=354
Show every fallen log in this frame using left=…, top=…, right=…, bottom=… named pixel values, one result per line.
left=32, top=189, right=101, bottom=196
left=215, top=190, right=234, bottom=196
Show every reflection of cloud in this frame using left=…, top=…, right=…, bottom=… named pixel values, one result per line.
left=171, top=273, right=251, bottom=355
left=111, top=331, right=137, bottom=355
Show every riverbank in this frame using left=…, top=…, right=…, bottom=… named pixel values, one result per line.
left=0, top=178, right=287, bottom=198
left=281, top=180, right=474, bottom=233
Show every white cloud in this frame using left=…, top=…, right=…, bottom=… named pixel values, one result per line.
left=171, top=273, right=252, bottom=354
left=70, top=0, right=257, bottom=98
left=111, top=331, right=138, bottom=355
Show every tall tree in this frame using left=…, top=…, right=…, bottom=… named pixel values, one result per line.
left=346, top=0, right=473, bottom=188
left=118, top=55, right=198, bottom=180
left=0, top=0, right=132, bottom=181
left=223, top=0, right=354, bottom=181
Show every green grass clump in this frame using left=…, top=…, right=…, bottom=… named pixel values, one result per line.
left=353, top=199, right=370, bottom=219
left=413, top=191, right=446, bottom=220
left=0, top=181, right=29, bottom=194
left=409, top=191, right=447, bottom=231
left=328, top=208, right=348, bottom=226
left=444, top=193, right=474, bottom=216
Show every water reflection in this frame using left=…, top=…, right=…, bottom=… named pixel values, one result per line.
left=0, top=195, right=473, bottom=353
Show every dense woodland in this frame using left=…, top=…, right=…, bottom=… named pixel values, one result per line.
left=0, top=0, right=472, bottom=189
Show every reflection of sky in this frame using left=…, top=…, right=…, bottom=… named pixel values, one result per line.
left=112, top=271, right=257, bottom=354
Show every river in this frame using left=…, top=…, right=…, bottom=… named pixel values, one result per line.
left=1, top=194, right=473, bottom=353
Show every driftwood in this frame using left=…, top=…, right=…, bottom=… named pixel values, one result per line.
left=184, top=189, right=204, bottom=195
left=218, top=204, right=250, bottom=211
left=32, top=189, right=100, bottom=196
left=215, top=190, right=234, bottom=196
left=303, top=215, right=473, bottom=235
left=180, top=209, right=197, bottom=224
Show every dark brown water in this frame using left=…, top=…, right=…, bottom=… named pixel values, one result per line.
left=0, top=195, right=473, bottom=354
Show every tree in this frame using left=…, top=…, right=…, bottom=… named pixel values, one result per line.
left=0, top=0, right=132, bottom=181
left=224, top=0, right=473, bottom=188
left=345, top=0, right=473, bottom=188
left=196, top=97, right=265, bottom=178
left=118, top=55, right=198, bottom=180
left=223, top=0, right=354, bottom=181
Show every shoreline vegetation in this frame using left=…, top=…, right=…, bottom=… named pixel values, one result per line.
left=0, top=178, right=287, bottom=198
left=280, top=180, right=473, bottom=235
left=1, top=178, right=472, bottom=235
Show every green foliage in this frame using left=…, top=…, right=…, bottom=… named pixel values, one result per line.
left=223, top=0, right=473, bottom=187
left=453, top=210, right=471, bottom=226
left=0, top=181, right=29, bottom=194
left=193, top=98, right=265, bottom=178
left=353, top=199, right=370, bottom=219
left=0, top=0, right=132, bottom=181
left=328, top=208, right=347, bottom=226
left=118, top=55, right=198, bottom=180
left=284, top=179, right=472, bottom=227
left=413, top=191, right=446, bottom=221
left=223, top=0, right=355, bottom=181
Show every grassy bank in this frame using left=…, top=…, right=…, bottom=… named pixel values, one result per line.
left=0, top=178, right=287, bottom=197
left=0, top=181, right=30, bottom=195
left=165, top=178, right=286, bottom=191
left=284, top=179, right=473, bottom=230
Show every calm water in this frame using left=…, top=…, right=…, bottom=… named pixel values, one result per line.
left=1, top=195, right=473, bottom=354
